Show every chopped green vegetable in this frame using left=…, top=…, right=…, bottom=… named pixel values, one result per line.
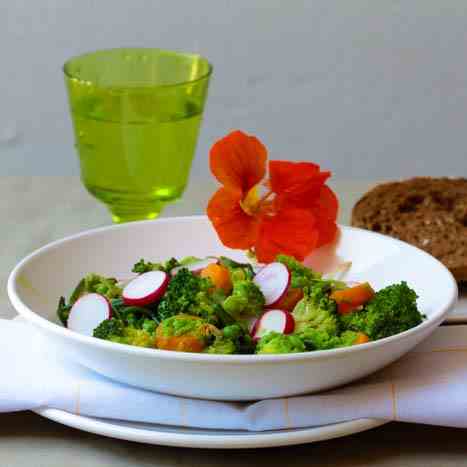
left=222, top=280, right=265, bottom=319
left=158, top=314, right=220, bottom=343
left=118, top=327, right=154, bottom=347
left=156, top=268, right=211, bottom=322
left=93, top=318, right=125, bottom=340
left=159, top=315, right=203, bottom=337
left=256, top=332, right=305, bottom=354
left=132, top=257, right=179, bottom=274
left=192, top=287, right=227, bottom=324
left=222, top=324, right=255, bottom=354
left=204, top=337, right=237, bottom=354
left=276, top=254, right=319, bottom=288
left=218, top=256, right=255, bottom=280
left=292, top=283, right=339, bottom=335
left=142, top=319, right=157, bottom=335
left=59, top=254, right=425, bottom=355
left=108, top=297, right=158, bottom=328
left=57, top=296, right=72, bottom=326
left=299, top=328, right=360, bottom=350
left=121, top=307, right=155, bottom=328
left=93, top=318, right=155, bottom=348
left=179, top=256, right=203, bottom=266
left=155, top=268, right=224, bottom=324
left=70, top=274, right=122, bottom=302
left=340, top=282, right=423, bottom=340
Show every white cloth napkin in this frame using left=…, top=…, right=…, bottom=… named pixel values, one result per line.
left=3, top=318, right=467, bottom=431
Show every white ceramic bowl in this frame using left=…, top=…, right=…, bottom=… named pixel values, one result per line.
left=8, top=216, right=457, bottom=401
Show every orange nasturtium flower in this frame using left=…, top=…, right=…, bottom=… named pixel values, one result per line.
left=207, top=130, right=339, bottom=263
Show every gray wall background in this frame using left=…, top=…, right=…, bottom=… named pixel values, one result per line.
left=2, top=1, right=467, bottom=180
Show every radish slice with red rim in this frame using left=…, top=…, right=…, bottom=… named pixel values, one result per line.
left=67, top=293, right=112, bottom=336
left=253, top=262, right=291, bottom=307
left=122, top=270, right=169, bottom=306
left=252, top=309, right=295, bottom=341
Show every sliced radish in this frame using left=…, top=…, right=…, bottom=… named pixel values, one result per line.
left=67, top=293, right=112, bottom=336
left=251, top=309, right=295, bottom=341
left=122, top=270, right=169, bottom=306
left=171, top=258, right=218, bottom=276
left=253, top=262, right=291, bottom=307
left=245, top=316, right=258, bottom=334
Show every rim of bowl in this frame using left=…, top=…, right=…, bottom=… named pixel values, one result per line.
left=7, top=216, right=458, bottom=364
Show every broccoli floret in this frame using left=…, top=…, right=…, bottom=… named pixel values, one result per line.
left=157, top=314, right=219, bottom=339
left=276, top=254, right=320, bottom=288
left=256, top=332, right=305, bottom=354
left=299, top=328, right=360, bottom=350
left=222, top=324, right=243, bottom=340
left=292, top=283, right=339, bottom=334
left=132, top=257, right=180, bottom=274
left=222, top=280, right=265, bottom=319
left=156, top=268, right=234, bottom=325
left=340, top=330, right=362, bottom=347
left=93, top=318, right=154, bottom=347
left=118, top=327, right=154, bottom=347
left=142, top=319, right=157, bottom=335
left=132, top=256, right=204, bottom=274
left=132, top=259, right=158, bottom=273
left=190, top=323, right=256, bottom=354
left=340, top=282, right=424, bottom=340
left=204, top=337, right=237, bottom=354
left=156, top=268, right=211, bottom=322
left=193, top=288, right=228, bottom=324
left=69, top=274, right=122, bottom=303
left=222, top=324, right=255, bottom=354
left=299, top=328, right=341, bottom=350
left=88, top=275, right=122, bottom=299
left=93, top=318, right=125, bottom=340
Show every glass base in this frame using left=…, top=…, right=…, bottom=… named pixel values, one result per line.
left=108, top=200, right=165, bottom=223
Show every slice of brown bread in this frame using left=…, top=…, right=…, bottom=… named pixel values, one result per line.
left=351, top=177, right=467, bottom=282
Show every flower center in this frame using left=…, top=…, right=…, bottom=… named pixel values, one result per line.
left=240, top=185, right=274, bottom=216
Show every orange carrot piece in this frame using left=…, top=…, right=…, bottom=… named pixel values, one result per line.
left=330, top=282, right=375, bottom=314
left=200, top=263, right=233, bottom=293
left=275, top=287, right=304, bottom=312
left=353, top=332, right=370, bottom=345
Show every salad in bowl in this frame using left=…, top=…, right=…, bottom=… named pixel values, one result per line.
left=57, top=254, right=424, bottom=355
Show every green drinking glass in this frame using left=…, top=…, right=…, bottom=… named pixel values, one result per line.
left=64, top=48, right=212, bottom=223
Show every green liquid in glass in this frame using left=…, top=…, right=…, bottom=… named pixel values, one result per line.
left=64, top=49, right=211, bottom=222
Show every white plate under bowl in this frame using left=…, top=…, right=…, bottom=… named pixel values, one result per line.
left=34, top=407, right=387, bottom=449
left=8, top=216, right=458, bottom=400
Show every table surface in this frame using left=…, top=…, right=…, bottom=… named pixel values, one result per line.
left=2, top=176, right=467, bottom=467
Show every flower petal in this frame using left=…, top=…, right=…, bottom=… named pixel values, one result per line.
left=254, top=208, right=319, bottom=263
left=210, top=130, right=267, bottom=194
left=269, top=160, right=330, bottom=197
left=316, top=184, right=339, bottom=220
left=207, top=187, right=259, bottom=249
left=311, top=185, right=339, bottom=247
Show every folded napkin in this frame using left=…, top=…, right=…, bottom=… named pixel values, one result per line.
left=3, top=318, right=467, bottom=431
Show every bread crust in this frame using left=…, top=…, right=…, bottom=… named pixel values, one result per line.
left=351, top=177, right=467, bottom=282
